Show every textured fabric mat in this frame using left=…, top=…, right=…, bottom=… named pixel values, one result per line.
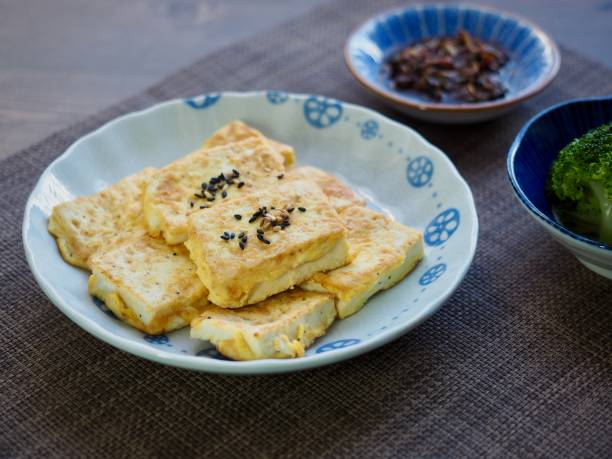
left=2, top=1, right=612, bottom=457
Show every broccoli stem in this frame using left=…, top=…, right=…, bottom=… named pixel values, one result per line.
left=588, top=181, right=612, bottom=244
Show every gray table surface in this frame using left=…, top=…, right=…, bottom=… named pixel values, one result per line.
left=0, top=0, right=611, bottom=161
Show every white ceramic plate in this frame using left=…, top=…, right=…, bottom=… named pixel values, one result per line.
left=23, top=91, right=478, bottom=374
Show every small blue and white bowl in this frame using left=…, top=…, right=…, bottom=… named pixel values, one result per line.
left=507, top=96, right=612, bottom=279
left=345, top=3, right=561, bottom=124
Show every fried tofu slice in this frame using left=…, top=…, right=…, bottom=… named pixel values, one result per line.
left=88, top=235, right=209, bottom=335
left=204, top=120, right=295, bottom=168
left=302, top=206, right=424, bottom=319
left=190, top=289, right=336, bottom=360
left=48, top=168, right=155, bottom=269
left=143, top=137, right=286, bottom=245
left=185, top=179, right=350, bottom=308
left=285, top=166, right=366, bottom=211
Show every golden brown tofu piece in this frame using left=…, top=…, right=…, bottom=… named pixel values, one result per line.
left=190, top=289, right=336, bottom=360
left=302, top=206, right=423, bottom=318
left=285, top=166, right=366, bottom=211
left=204, top=120, right=295, bottom=168
left=48, top=168, right=155, bottom=269
left=185, top=179, right=350, bottom=308
left=88, top=235, right=209, bottom=335
left=143, top=137, right=286, bottom=244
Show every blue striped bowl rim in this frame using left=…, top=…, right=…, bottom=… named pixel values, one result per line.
left=344, top=3, right=561, bottom=112
left=507, top=96, right=612, bottom=252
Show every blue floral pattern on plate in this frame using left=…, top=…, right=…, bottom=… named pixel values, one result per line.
left=303, top=96, right=343, bottom=128
left=360, top=119, right=379, bottom=139
left=266, top=91, right=289, bottom=104
left=425, top=208, right=460, bottom=246
left=419, top=263, right=447, bottom=285
left=184, top=93, right=221, bottom=109
left=196, top=347, right=230, bottom=360
left=143, top=334, right=170, bottom=345
left=406, top=156, right=434, bottom=187
left=316, top=339, right=361, bottom=353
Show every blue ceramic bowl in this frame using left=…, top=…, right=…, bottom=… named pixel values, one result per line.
left=345, top=3, right=560, bottom=124
left=507, top=96, right=612, bottom=279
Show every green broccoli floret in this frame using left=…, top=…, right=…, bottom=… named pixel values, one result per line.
left=548, top=122, right=612, bottom=244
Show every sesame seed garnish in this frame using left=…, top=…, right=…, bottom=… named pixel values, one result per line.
left=298, top=207, right=306, bottom=212
left=220, top=233, right=230, bottom=241
left=257, top=233, right=271, bottom=244
left=287, top=207, right=294, bottom=213
left=238, top=231, right=245, bottom=239
left=237, top=181, right=245, bottom=188
left=239, top=241, right=246, bottom=250
left=207, top=196, right=215, bottom=202
left=199, top=205, right=208, bottom=209
left=257, top=229, right=264, bottom=235
left=229, top=232, right=235, bottom=239
left=190, top=202, right=194, bottom=208
left=234, top=214, right=242, bottom=220
left=194, top=192, right=205, bottom=199
left=232, top=169, right=240, bottom=177
left=173, top=253, right=177, bottom=256
left=201, top=182, right=207, bottom=189
left=241, top=235, right=248, bottom=243
left=222, top=191, right=228, bottom=198
left=277, top=174, right=284, bottom=180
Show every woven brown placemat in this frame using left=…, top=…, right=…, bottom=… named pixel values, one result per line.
left=2, top=1, right=611, bottom=457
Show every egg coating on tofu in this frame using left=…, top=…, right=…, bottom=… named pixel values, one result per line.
left=143, top=137, right=286, bottom=245
left=88, top=235, right=209, bottom=335
left=190, top=289, right=336, bottom=360
left=204, top=120, right=295, bottom=168
left=301, top=206, right=424, bottom=319
left=48, top=168, right=156, bottom=269
left=285, top=166, right=366, bottom=211
left=185, top=179, right=350, bottom=308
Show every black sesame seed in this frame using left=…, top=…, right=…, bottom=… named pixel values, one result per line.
left=277, top=174, right=284, bottom=180
left=298, top=207, right=306, bottom=212
left=190, top=202, right=194, bottom=208
left=257, top=228, right=264, bottom=235
left=234, top=214, right=242, bottom=220
left=241, top=235, right=248, bottom=243
left=210, top=177, right=219, bottom=185
left=237, top=181, right=245, bottom=188
left=222, top=191, right=228, bottom=198
left=261, top=237, right=271, bottom=245
left=287, top=207, right=294, bottom=213
left=173, top=253, right=177, bottom=256
left=207, top=185, right=215, bottom=192
left=220, top=234, right=229, bottom=240
left=219, top=173, right=226, bottom=181
left=238, top=231, right=245, bottom=239
left=217, top=184, right=224, bottom=191
left=239, top=241, right=245, bottom=250
left=201, top=182, right=208, bottom=189
left=257, top=233, right=264, bottom=241
left=230, top=232, right=235, bottom=239
left=248, top=216, right=257, bottom=223
left=226, top=179, right=234, bottom=185
left=232, top=169, right=240, bottom=177
left=207, top=196, right=215, bottom=202
left=194, top=193, right=205, bottom=199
